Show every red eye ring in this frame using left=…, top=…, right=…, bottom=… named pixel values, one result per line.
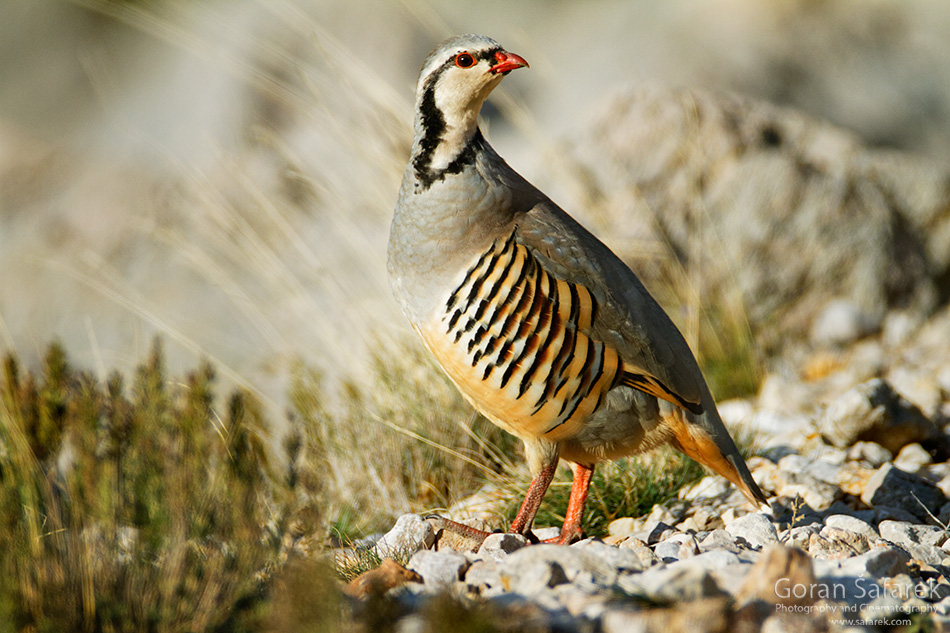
left=454, top=52, right=476, bottom=68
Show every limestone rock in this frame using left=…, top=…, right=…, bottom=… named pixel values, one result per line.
left=725, top=513, right=779, bottom=549
left=568, top=85, right=950, bottom=352
left=571, top=538, right=651, bottom=573
left=498, top=544, right=617, bottom=595
left=894, top=442, right=934, bottom=472
left=846, top=441, right=893, bottom=467
left=816, top=379, right=940, bottom=453
left=477, top=533, right=527, bottom=562
left=879, top=520, right=948, bottom=565
left=822, top=514, right=879, bottom=541
left=861, top=462, right=947, bottom=523
left=374, top=514, right=435, bottom=559
left=406, top=549, right=470, bottom=589
left=619, top=561, right=728, bottom=604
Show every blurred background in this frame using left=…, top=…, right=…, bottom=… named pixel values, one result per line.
left=2, top=0, right=950, bottom=417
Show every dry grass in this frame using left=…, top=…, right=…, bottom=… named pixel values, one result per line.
left=288, top=338, right=519, bottom=539
left=0, top=341, right=284, bottom=631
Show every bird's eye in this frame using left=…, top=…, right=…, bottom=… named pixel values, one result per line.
left=455, top=52, right=476, bottom=68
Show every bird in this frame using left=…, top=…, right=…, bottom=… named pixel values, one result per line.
left=387, top=34, right=768, bottom=545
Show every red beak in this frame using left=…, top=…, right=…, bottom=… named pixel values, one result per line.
left=490, top=50, right=529, bottom=74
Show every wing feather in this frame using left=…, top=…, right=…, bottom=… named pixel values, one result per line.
left=512, top=202, right=705, bottom=412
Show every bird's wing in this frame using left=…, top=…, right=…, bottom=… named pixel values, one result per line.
left=512, top=198, right=705, bottom=413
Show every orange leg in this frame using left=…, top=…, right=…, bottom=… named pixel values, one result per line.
left=428, top=458, right=559, bottom=548
left=509, top=458, right=559, bottom=536
left=428, top=460, right=593, bottom=547
left=546, top=462, right=593, bottom=545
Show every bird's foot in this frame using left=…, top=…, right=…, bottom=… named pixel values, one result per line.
left=540, top=526, right=584, bottom=546
left=425, top=515, right=496, bottom=550
left=425, top=515, right=584, bottom=548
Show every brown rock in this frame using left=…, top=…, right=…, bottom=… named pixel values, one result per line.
left=807, top=528, right=868, bottom=560
left=344, top=558, right=423, bottom=597
left=737, top=544, right=818, bottom=608
left=602, top=597, right=732, bottom=633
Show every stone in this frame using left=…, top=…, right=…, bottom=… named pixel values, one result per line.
left=834, top=462, right=877, bottom=496
left=654, top=540, right=683, bottom=563
left=618, top=537, right=659, bottom=568
left=820, top=502, right=876, bottom=525
left=879, top=521, right=948, bottom=548
left=679, top=475, right=733, bottom=502
left=531, top=527, right=562, bottom=542
left=569, top=84, right=950, bottom=356
left=699, top=529, right=741, bottom=554
left=781, top=525, right=821, bottom=551
left=807, top=527, right=868, bottom=560
left=601, top=598, right=731, bottom=633
left=878, top=520, right=948, bottom=564
left=477, top=533, right=527, bottom=562
left=690, top=506, right=723, bottom=532
left=685, top=549, right=744, bottom=572
left=498, top=544, right=617, bottom=595
left=812, top=546, right=911, bottom=580
left=894, top=442, right=934, bottom=472
left=572, top=538, right=650, bottom=573
left=761, top=613, right=829, bottom=633
left=374, top=514, right=435, bottom=558
left=345, top=558, right=423, bottom=597
left=725, top=513, right=779, bottom=549
left=770, top=469, right=840, bottom=511
left=818, top=526, right=870, bottom=553
left=810, top=299, right=875, bottom=346
left=406, top=549, right=470, bottom=589
left=607, top=517, right=640, bottom=538
left=618, top=561, right=728, bottom=604
left=642, top=504, right=681, bottom=532
left=823, top=514, right=879, bottom=541
left=776, top=454, right=843, bottom=485
left=816, top=378, right=940, bottom=454
left=846, top=441, right=893, bottom=467
left=888, top=366, right=944, bottom=417
left=736, top=544, right=817, bottom=607
left=482, top=592, right=567, bottom=629
left=646, top=522, right=679, bottom=545
left=431, top=516, right=491, bottom=552
left=553, top=583, right=610, bottom=620
left=463, top=560, right=503, bottom=596
left=676, top=535, right=701, bottom=560
left=861, top=462, right=947, bottom=523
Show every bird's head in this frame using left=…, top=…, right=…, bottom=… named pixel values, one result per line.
left=413, top=34, right=528, bottom=136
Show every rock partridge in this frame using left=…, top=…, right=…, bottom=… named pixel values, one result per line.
left=387, top=34, right=768, bottom=545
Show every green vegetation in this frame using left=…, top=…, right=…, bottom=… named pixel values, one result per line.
left=497, top=448, right=706, bottom=538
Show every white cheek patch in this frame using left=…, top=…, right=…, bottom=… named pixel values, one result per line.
left=428, top=67, right=502, bottom=171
